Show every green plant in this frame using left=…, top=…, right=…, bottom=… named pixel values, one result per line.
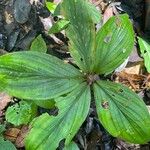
left=0, top=125, right=16, bottom=150
left=138, top=37, right=150, bottom=72
left=0, top=0, right=150, bottom=149
left=5, top=101, right=37, bottom=126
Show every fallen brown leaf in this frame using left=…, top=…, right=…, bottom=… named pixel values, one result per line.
left=4, top=128, right=20, bottom=142
left=15, top=125, right=29, bottom=148
left=123, top=62, right=144, bottom=75
left=115, top=71, right=146, bottom=91
left=103, top=6, right=114, bottom=23
left=0, top=93, right=12, bottom=111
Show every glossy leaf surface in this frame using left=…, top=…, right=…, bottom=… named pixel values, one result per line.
left=0, top=51, right=83, bottom=100
left=138, top=37, right=150, bottom=73
left=94, top=80, right=150, bottom=144
left=25, top=83, right=91, bottom=150
left=93, top=14, right=134, bottom=74
left=46, top=1, right=57, bottom=13
left=62, top=0, right=96, bottom=72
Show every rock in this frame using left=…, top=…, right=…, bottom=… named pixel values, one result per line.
left=7, top=29, right=20, bottom=51
left=14, top=0, right=31, bottom=24
left=15, top=30, right=36, bottom=49
left=0, top=33, right=7, bottom=49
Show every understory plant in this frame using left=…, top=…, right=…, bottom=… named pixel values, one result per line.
left=0, top=0, right=150, bottom=149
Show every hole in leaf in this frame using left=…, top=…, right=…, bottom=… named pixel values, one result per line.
left=101, top=101, right=109, bottom=109
left=115, top=16, right=122, bottom=27
left=54, top=16, right=59, bottom=22
left=119, top=89, right=123, bottom=93
left=122, top=48, right=126, bottom=53
left=104, top=35, right=112, bottom=43
left=112, top=94, right=115, bottom=97
left=80, top=58, right=83, bottom=61
left=144, top=50, right=147, bottom=54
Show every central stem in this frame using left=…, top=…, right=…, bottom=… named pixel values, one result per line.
left=86, top=74, right=100, bottom=85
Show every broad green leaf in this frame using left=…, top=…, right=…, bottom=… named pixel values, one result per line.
left=5, top=101, right=37, bottom=126
left=86, top=2, right=101, bottom=23
left=93, top=80, right=150, bottom=144
left=33, top=99, right=55, bottom=109
left=64, top=141, right=79, bottom=150
left=92, top=14, right=134, bottom=74
left=30, top=35, right=47, bottom=53
left=46, top=2, right=57, bottom=13
left=62, top=0, right=96, bottom=72
left=25, top=83, right=91, bottom=150
left=0, top=51, right=83, bottom=100
left=30, top=35, right=55, bottom=108
left=0, top=125, right=5, bottom=136
left=138, top=37, right=150, bottom=72
left=53, top=3, right=61, bottom=16
left=49, top=19, right=70, bottom=34
left=0, top=137, right=16, bottom=150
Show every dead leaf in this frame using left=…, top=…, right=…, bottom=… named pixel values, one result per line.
left=116, top=139, right=140, bottom=150
left=0, top=93, right=12, bottom=111
left=123, top=62, right=144, bottom=75
left=103, top=6, right=114, bottom=23
left=15, top=125, right=29, bottom=148
left=115, top=71, right=146, bottom=91
left=53, top=0, right=62, bottom=5
left=39, top=16, right=53, bottom=32
left=4, top=128, right=20, bottom=142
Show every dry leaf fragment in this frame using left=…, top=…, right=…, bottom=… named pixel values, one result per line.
left=103, top=6, right=114, bottom=23
left=15, top=125, right=29, bottom=148
left=0, top=93, right=12, bottom=111
left=4, top=128, right=20, bottom=142
left=123, top=62, right=143, bottom=75
left=115, top=71, right=146, bottom=91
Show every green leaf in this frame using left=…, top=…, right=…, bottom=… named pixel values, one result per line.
left=0, top=137, right=16, bottom=150
left=53, top=3, right=61, bottom=16
left=92, top=14, right=134, bottom=74
left=62, top=0, right=96, bottom=72
left=5, top=101, right=37, bottom=126
left=86, top=2, right=101, bottom=23
left=0, top=125, right=5, bottom=136
left=46, top=2, right=57, bottom=13
left=33, top=99, right=55, bottom=109
left=93, top=80, right=150, bottom=144
left=49, top=19, right=70, bottom=34
left=64, top=141, right=79, bottom=150
left=25, top=83, right=91, bottom=150
left=0, top=51, right=83, bottom=100
left=27, top=36, right=55, bottom=108
left=30, top=35, right=47, bottom=53
left=138, top=37, right=150, bottom=73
